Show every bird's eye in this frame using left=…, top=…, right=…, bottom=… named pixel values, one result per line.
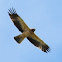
left=31, top=29, right=35, bottom=32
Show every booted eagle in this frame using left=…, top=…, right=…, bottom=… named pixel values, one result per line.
left=8, top=8, right=50, bottom=53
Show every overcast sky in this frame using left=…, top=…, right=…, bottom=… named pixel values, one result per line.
left=0, top=0, right=62, bottom=62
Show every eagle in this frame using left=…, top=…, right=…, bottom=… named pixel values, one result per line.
left=8, top=8, right=50, bottom=53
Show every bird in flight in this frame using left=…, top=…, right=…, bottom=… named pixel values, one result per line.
left=8, top=8, right=50, bottom=53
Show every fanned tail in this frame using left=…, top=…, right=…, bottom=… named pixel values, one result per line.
left=14, top=34, right=25, bottom=44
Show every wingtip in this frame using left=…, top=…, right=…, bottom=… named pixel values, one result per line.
left=42, top=45, right=50, bottom=53
left=8, top=8, right=17, bottom=15
left=8, top=8, right=19, bottom=19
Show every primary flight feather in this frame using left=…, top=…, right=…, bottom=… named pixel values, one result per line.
left=8, top=8, right=50, bottom=53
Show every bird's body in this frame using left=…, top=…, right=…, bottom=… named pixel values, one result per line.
left=8, top=8, right=50, bottom=53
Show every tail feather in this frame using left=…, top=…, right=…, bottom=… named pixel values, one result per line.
left=14, top=34, right=25, bottom=44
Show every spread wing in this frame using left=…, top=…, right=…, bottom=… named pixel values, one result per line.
left=8, top=8, right=29, bottom=32
left=27, top=33, right=50, bottom=53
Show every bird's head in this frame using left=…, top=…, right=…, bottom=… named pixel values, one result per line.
left=31, top=29, right=36, bottom=32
